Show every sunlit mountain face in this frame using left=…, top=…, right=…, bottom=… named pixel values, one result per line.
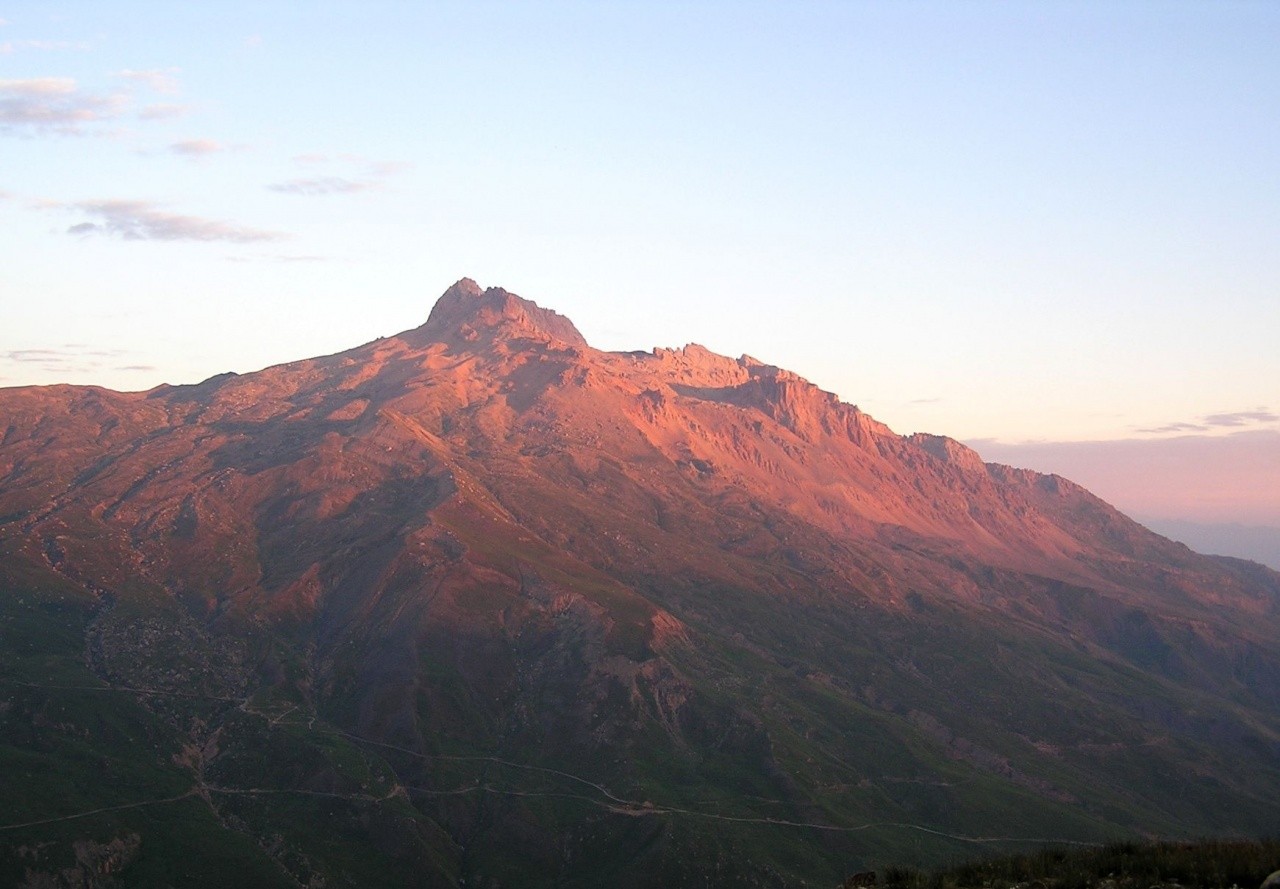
left=2, top=281, right=1278, bottom=888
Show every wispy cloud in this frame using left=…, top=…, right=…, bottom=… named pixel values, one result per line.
left=1, top=344, right=158, bottom=379
left=169, top=138, right=223, bottom=156
left=267, top=176, right=376, bottom=196
left=1, top=77, right=76, bottom=96
left=1136, top=407, right=1277, bottom=435
left=225, top=253, right=328, bottom=264
left=1138, top=421, right=1209, bottom=434
left=0, top=39, right=93, bottom=54
left=3, top=345, right=130, bottom=375
left=2, top=70, right=190, bottom=132
left=1202, top=409, right=1278, bottom=427
left=368, top=160, right=412, bottom=177
left=67, top=200, right=285, bottom=243
left=113, top=68, right=180, bottom=95
left=0, top=77, right=128, bottom=133
left=138, top=102, right=189, bottom=120
left=273, top=153, right=411, bottom=195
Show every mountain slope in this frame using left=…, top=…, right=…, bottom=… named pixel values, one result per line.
left=2, top=279, right=1278, bottom=887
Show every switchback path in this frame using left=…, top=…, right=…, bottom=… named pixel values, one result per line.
left=0, top=676, right=1103, bottom=848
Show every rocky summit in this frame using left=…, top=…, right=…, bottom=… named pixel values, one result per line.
left=2, top=280, right=1279, bottom=887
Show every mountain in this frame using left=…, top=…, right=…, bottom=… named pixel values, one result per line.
left=2, top=279, right=1278, bottom=888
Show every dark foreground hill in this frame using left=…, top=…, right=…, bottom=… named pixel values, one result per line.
left=882, top=837, right=1280, bottom=889
left=2, top=280, right=1278, bottom=887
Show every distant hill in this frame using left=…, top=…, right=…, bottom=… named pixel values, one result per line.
left=2, top=280, right=1279, bottom=887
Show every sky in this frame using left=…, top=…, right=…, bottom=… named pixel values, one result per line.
left=2, top=2, right=1277, bottom=549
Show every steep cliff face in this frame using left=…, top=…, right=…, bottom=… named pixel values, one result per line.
left=2, top=280, right=1278, bottom=888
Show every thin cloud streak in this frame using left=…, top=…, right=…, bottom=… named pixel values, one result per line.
left=1, top=77, right=77, bottom=96
left=368, top=160, right=412, bottom=177
left=169, top=138, right=223, bottom=156
left=0, top=39, right=93, bottom=54
left=224, top=253, right=328, bottom=263
left=1139, top=422, right=1209, bottom=434
left=267, top=154, right=410, bottom=196
left=67, top=200, right=285, bottom=243
left=1202, top=409, right=1278, bottom=427
left=1, top=345, right=133, bottom=376
left=138, top=102, right=189, bottom=120
left=113, top=68, right=180, bottom=94
left=267, top=176, right=375, bottom=196
left=1136, top=407, right=1277, bottom=435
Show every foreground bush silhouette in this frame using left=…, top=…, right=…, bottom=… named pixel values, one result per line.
left=874, top=838, right=1280, bottom=889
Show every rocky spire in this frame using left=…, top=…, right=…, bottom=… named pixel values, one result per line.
left=420, top=278, right=588, bottom=347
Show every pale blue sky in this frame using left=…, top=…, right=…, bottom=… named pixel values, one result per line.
left=2, top=2, right=1278, bottom=456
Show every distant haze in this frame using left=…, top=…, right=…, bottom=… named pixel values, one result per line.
left=1135, top=518, right=1280, bottom=574
left=970, top=430, right=1280, bottom=569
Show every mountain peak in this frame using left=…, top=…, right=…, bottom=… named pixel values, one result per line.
left=5, top=278, right=1280, bottom=884
left=443, top=276, right=484, bottom=299
left=419, top=278, right=587, bottom=347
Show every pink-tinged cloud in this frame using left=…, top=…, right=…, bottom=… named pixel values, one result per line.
left=368, top=160, right=412, bottom=177
left=224, top=253, right=328, bottom=264
left=113, top=68, right=180, bottom=94
left=138, top=102, right=189, bottom=120
left=1136, top=407, right=1277, bottom=434
left=169, top=138, right=222, bottom=156
left=1, top=77, right=77, bottom=96
left=969, top=429, right=1280, bottom=526
left=0, top=346, right=164, bottom=383
left=1, top=39, right=93, bottom=53
left=68, top=200, right=285, bottom=243
left=0, top=77, right=127, bottom=132
left=267, top=176, right=375, bottom=196
left=2, top=345, right=128, bottom=375
left=1201, top=409, right=1278, bottom=427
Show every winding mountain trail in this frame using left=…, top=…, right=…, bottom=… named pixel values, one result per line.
left=0, top=676, right=1101, bottom=849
